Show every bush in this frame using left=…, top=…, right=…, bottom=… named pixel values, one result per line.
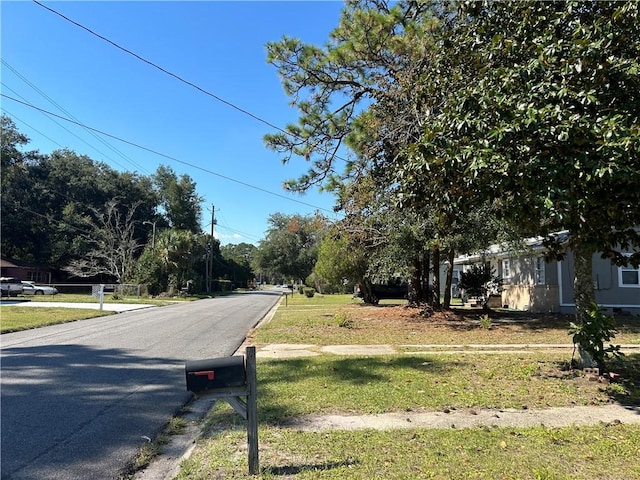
left=297, top=285, right=305, bottom=294
left=334, top=311, right=355, bottom=328
left=569, top=302, right=623, bottom=370
left=480, top=314, right=492, bottom=330
left=458, top=264, right=502, bottom=301
left=303, top=287, right=315, bottom=298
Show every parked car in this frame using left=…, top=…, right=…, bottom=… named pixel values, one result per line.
left=354, top=281, right=409, bottom=303
left=1, top=277, right=24, bottom=297
left=21, top=281, right=58, bottom=295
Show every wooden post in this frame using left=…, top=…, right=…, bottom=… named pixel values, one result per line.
left=246, top=346, right=259, bottom=475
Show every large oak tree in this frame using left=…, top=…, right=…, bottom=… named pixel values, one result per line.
left=399, top=1, right=640, bottom=322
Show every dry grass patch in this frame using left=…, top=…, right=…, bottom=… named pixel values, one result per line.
left=255, top=304, right=640, bottom=346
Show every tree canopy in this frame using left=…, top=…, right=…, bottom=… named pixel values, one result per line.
left=265, top=1, right=640, bottom=319
left=253, top=213, right=328, bottom=283
left=396, top=1, right=640, bottom=319
left=0, top=115, right=230, bottom=292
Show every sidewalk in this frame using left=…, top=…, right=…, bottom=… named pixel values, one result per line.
left=247, top=342, right=640, bottom=358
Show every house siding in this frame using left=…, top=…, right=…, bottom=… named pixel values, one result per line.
left=453, top=232, right=639, bottom=315
left=496, top=255, right=561, bottom=312
left=0, top=259, right=54, bottom=283
left=559, top=251, right=640, bottom=315
left=502, top=284, right=560, bottom=313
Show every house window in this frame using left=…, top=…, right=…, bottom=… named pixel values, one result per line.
left=619, top=265, right=640, bottom=288
left=502, top=259, right=511, bottom=279
left=535, top=257, right=546, bottom=285
left=27, top=272, right=44, bottom=282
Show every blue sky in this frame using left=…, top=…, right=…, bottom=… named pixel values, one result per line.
left=1, top=1, right=347, bottom=245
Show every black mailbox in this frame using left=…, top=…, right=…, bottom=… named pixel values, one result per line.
left=186, top=356, right=246, bottom=392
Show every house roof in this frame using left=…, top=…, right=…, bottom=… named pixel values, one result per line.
left=0, top=258, right=52, bottom=270
left=453, top=231, right=569, bottom=265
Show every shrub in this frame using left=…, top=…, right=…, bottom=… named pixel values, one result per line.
left=480, top=314, right=492, bottom=330
left=458, top=263, right=502, bottom=300
left=297, top=285, right=305, bottom=294
left=303, top=287, right=315, bottom=298
left=569, top=302, right=623, bottom=370
left=334, top=311, right=355, bottom=328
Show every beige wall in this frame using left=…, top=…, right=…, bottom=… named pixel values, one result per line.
left=502, top=284, right=560, bottom=313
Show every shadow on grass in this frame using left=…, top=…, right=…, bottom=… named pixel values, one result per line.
left=260, top=356, right=458, bottom=423
left=201, top=356, right=459, bottom=428
left=259, top=355, right=452, bottom=386
left=263, top=459, right=359, bottom=476
left=607, top=351, right=640, bottom=407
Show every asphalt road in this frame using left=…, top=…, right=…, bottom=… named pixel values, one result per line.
left=1, top=291, right=282, bottom=480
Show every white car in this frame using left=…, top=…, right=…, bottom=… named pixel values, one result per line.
left=21, top=281, right=58, bottom=295
left=1, top=277, right=24, bottom=297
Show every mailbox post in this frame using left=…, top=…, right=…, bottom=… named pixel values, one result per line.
left=185, top=346, right=259, bottom=475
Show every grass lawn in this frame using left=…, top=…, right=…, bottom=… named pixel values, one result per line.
left=174, top=293, right=640, bottom=479
left=0, top=293, right=198, bottom=333
left=254, top=294, right=640, bottom=346
left=177, top=424, right=640, bottom=480
left=11, top=292, right=194, bottom=305
left=0, top=307, right=114, bottom=332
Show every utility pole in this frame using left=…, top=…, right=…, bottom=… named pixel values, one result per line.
left=208, top=204, right=216, bottom=293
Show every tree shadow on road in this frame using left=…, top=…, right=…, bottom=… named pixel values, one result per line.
left=1, top=343, right=187, bottom=479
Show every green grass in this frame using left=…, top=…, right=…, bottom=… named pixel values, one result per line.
left=0, top=307, right=113, bottom=332
left=282, top=293, right=364, bottom=307
left=0, top=293, right=198, bottom=333
left=200, top=353, right=637, bottom=424
left=176, top=293, right=640, bottom=479
left=177, top=424, right=640, bottom=479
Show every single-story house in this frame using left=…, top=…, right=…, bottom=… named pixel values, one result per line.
left=452, top=233, right=640, bottom=315
left=0, top=258, right=54, bottom=284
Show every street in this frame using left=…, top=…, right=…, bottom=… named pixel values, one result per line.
left=1, top=291, right=282, bottom=480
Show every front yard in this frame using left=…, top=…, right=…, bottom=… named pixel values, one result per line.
left=171, top=294, right=640, bottom=480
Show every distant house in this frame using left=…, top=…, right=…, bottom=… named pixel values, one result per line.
left=0, top=258, right=54, bottom=284
left=452, top=233, right=640, bottom=315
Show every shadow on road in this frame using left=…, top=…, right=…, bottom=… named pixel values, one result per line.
left=1, top=343, right=187, bottom=479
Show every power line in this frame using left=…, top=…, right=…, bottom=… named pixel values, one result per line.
left=1, top=107, right=65, bottom=149
left=2, top=94, right=336, bottom=214
left=2, top=59, right=150, bottom=174
left=216, top=223, right=262, bottom=243
left=32, top=0, right=350, bottom=165
left=2, top=83, right=129, bottom=171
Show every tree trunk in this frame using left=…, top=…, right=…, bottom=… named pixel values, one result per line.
left=408, top=255, right=422, bottom=306
left=360, top=278, right=377, bottom=305
left=423, top=250, right=432, bottom=305
left=443, top=248, right=455, bottom=309
left=432, top=244, right=441, bottom=308
left=573, top=244, right=596, bottom=325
